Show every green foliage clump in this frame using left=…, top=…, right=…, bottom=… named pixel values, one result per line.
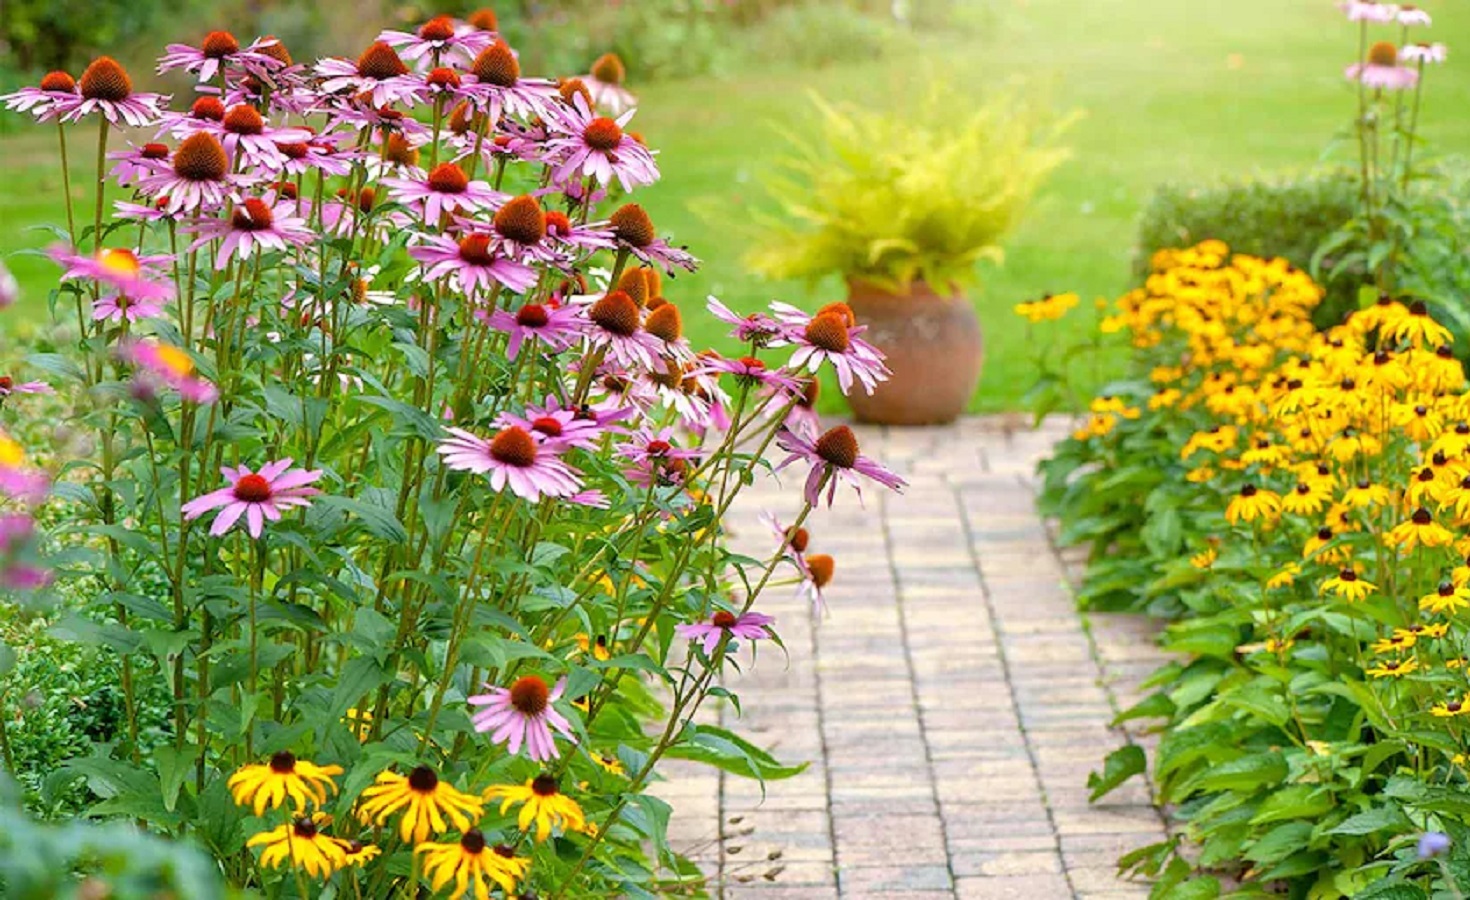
left=747, top=86, right=1072, bottom=294
left=740, top=3, right=917, bottom=69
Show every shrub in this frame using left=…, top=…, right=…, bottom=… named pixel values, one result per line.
left=1029, top=241, right=1470, bottom=896
left=0, top=15, right=905, bottom=898
left=740, top=3, right=917, bottom=70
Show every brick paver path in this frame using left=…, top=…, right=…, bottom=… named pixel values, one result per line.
left=656, top=416, right=1173, bottom=899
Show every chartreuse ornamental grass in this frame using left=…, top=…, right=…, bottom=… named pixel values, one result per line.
left=1034, top=240, right=1470, bottom=897
left=0, top=15, right=908, bottom=899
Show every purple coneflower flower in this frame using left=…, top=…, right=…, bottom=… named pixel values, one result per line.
left=61, top=57, right=166, bottom=127
left=157, top=31, right=286, bottom=83
left=0, top=263, right=15, bottom=310
left=676, top=610, right=775, bottom=656
left=1347, top=42, right=1419, bottom=90
left=93, top=294, right=164, bottom=324
left=108, top=142, right=172, bottom=187
left=382, top=162, right=506, bottom=222
left=547, top=96, right=658, bottom=191
left=544, top=209, right=616, bottom=254
left=137, top=132, right=237, bottom=215
left=486, top=301, right=582, bottom=358
left=1396, top=4, right=1431, bottom=26
left=185, top=198, right=314, bottom=268
left=121, top=340, right=218, bottom=404
left=776, top=304, right=889, bottom=396
left=1, top=71, right=81, bottom=122
left=1402, top=42, right=1447, bottom=64
left=436, top=426, right=584, bottom=501
left=494, top=399, right=604, bottom=452
left=315, top=41, right=427, bottom=108
left=780, top=379, right=823, bottom=439
left=272, top=134, right=356, bottom=179
left=580, top=291, right=666, bottom=371
left=607, top=204, right=696, bottom=274
left=182, top=459, right=324, bottom=538
left=581, top=53, right=637, bottom=116
left=697, top=354, right=802, bottom=394
left=408, top=232, right=536, bottom=297
left=378, top=16, right=494, bottom=68
left=777, top=425, right=906, bottom=507
left=460, top=39, right=556, bottom=123
left=708, top=296, right=784, bottom=346
left=52, top=247, right=174, bottom=302
left=617, top=426, right=700, bottom=466
left=1339, top=0, right=1398, bottom=22
left=468, top=675, right=574, bottom=762
left=0, top=377, right=51, bottom=400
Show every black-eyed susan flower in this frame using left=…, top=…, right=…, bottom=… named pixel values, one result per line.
left=1281, top=481, right=1330, bottom=516
left=1385, top=300, right=1453, bottom=348
left=1421, top=581, right=1470, bottom=615
left=416, top=830, right=530, bottom=899
left=357, top=766, right=484, bottom=844
left=483, top=774, right=586, bottom=842
left=227, top=751, right=343, bottom=815
left=1321, top=567, right=1376, bottom=602
left=1341, top=479, right=1391, bottom=510
left=334, top=839, right=382, bottom=868
left=247, top=814, right=347, bottom=878
left=1225, top=484, right=1281, bottom=526
left=575, top=633, right=612, bottom=661
left=1432, top=699, right=1470, bottom=718
left=1181, top=425, right=1237, bottom=460
left=1385, top=507, right=1456, bottom=552
left=1371, top=632, right=1416, bottom=655
left=590, top=750, right=625, bottom=776
left=1189, top=547, right=1217, bottom=570
left=1013, top=292, right=1078, bottom=323
left=1366, top=657, right=1419, bottom=678
left=1266, top=563, right=1301, bottom=589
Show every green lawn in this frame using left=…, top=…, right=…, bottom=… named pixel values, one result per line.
left=5, top=0, right=1470, bottom=410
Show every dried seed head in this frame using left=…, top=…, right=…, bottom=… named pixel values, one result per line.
left=645, top=303, right=682, bottom=342
left=467, top=8, right=498, bottom=31
left=426, top=66, right=462, bottom=90
left=610, top=203, right=655, bottom=248
left=590, top=291, right=642, bottom=337
left=426, top=162, right=469, bottom=194
left=1368, top=40, right=1398, bottom=67
left=493, top=194, right=546, bottom=244
left=190, top=96, right=226, bottom=120
left=384, top=133, right=419, bottom=166
left=201, top=30, right=241, bottom=58
left=590, top=52, right=626, bottom=85
left=257, top=36, right=293, bottom=66
left=39, top=71, right=75, bottom=93
left=557, top=77, right=592, bottom=109
left=583, top=116, right=623, bottom=152
left=230, top=198, right=275, bottom=232
left=418, top=15, right=457, bottom=41
left=804, top=313, right=851, bottom=353
left=815, top=425, right=859, bottom=469
left=489, top=426, right=538, bottom=467
left=806, top=554, right=835, bottom=587
left=222, top=104, right=264, bottom=135
left=471, top=40, right=520, bottom=87
left=509, top=674, right=550, bottom=714
left=79, top=57, right=132, bottom=102
left=356, top=41, right=409, bottom=80
left=172, top=132, right=229, bottom=182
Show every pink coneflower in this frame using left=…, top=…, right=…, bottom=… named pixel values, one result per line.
left=581, top=53, right=637, bottom=116
left=547, top=96, right=658, bottom=191
left=92, top=294, right=164, bottom=324
left=0, top=377, right=52, bottom=401
left=581, top=291, right=666, bottom=371
left=121, top=340, right=218, bottom=403
left=676, top=610, right=775, bottom=656
left=486, top=301, right=582, bottom=358
left=617, top=426, right=700, bottom=466
left=1396, top=4, right=1432, bottom=26
left=271, top=135, right=357, bottom=178
left=796, top=553, right=835, bottom=614
left=460, top=39, right=556, bottom=123
left=708, top=296, right=784, bottom=346
left=378, top=16, right=494, bottom=67
left=315, top=42, right=427, bottom=108
left=696, top=354, right=802, bottom=394
left=781, top=379, right=823, bottom=439
left=1, top=71, right=81, bottom=122
left=778, top=305, right=889, bottom=395
left=1402, top=42, right=1448, bottom=64
left=777, top=425, right=905, bottom=507
left=185, top=198, right=314, bottom=268
left=477, top=195, right=572, bottom=267
left=467, top=675, right=574, bottom=761
left=382, top=162, right=506, bottom=222
left=543, top=209, right=616, bottom=255
left=108, top=142, right=172, bottom=187
left=182, top=459, right=324, bottom=538
left=495, top=399, right=605, bottom=452
left=61, top=57, right=166, bottom=127
left=408, top=232, right=536, bottom=297
left=157, top=31, right=286, bottom=83
left=0, top=263, right=15, bottom=309
left=0, top=434, right=49, bottom=504
left=1339, top=0, right=1398, bottom=22
left=436, top=426, right=584, bottom=501
left=1347, top=42, right=1419, bottom=90
left=52, top=247, right=174, bottom=302
left=114, top=200, right=178, bottom=223
left=607, top=204, right=696, bottom=274
left=137, top=132, right=236, bottom=215
left=186, top=104, right=311, bottom=171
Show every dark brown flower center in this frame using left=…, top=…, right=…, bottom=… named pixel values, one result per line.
left=584, top=117, right=624, bottom=152
left=40, top=71, right=75, bottom=93
left=269, top=750, right=297, bottom=773
left=231, top=199, right=275, bottom=232
left=531, top=774, right=559, bottom=797
left=1368, top=40, right=1399, bottom=67
left=516, top=304, right=550, bottom=327
left=591, top=52, right=626, bottom=85
left=1413, top=507, right=1433, bottom=525
left=385, top=133, right=418, bottom=166
left=494, top=195, right=547, bottom=244
left=173, top=133, right=229, bottom=182
left=510, top=675, right=550, bottom=714
left=292, top=817, right=318, bottom=838
left=408, top=765, right=439, bottom=793
left=815, top=426, right=859, bottom=469
left=1240, top=484, right=1258, bottom=498
left=202, top=30, right=241, bottom=58
left=610, top=204, right=655, bottom=248
left=805, top=314, right=851, bottom=353
left=787, top=526, right=809, bottom=553
left=233, top=473, right=274, bottom=503
left=427, top=162, right=469, bottom=194
left=419, top=16, right=457, bottom=41
left=1340, top=568, right=1358, bottom=582
left=712, top=610, right=739, bottom=629
left=590, top=291, right=641, bottom=337
left=645, top=304, right=682, bottom=342
left=357, top=41, right=409, bottom=80
left=460, top=829, right=487, bottom=853
left=140, top=142, right=170, bottom=160
left=276, top=142, right=308, bottom=160
left=490, top=427, right=538, bottom=468
left=531, top=416, right=563, bottom=437
left=458, top=234, right=495, bottom=265
left=79, top=57, right=132, bottom=102
left=471, top=40, right=520, bottom=87
left=806, top=554, right=835, bottom=588
left=427, top=66, right=461, bottom=90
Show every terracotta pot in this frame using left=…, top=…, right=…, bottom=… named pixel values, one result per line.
left=843, top=278, right=982, bottom=426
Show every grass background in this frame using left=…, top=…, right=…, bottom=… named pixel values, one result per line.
left=3, top=0, right=1470, bottom=410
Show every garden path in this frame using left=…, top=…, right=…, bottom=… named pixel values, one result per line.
left=656, top=415, right=1172, bottom=899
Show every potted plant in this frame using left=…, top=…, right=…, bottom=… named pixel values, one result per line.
left=747, top=86, right=1070, bottom=425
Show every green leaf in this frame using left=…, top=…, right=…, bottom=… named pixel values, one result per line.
left=1187, top=750, right=1286, bottom=794
left=664, top=725, right=808, bottom=784
left=154, top=745, right=197, bottom=814
left=1355, top=883, right=1429, bottom=900
left=1244, top=821, right=1313, bottom=864
left=1250, top=786, right=1333, bottom=825
left=318, top=495, right=409, bottom=544
left=330, top=656, right=389, bottom=720
left=1087, top=745, right=1146, bottom=801
left=1328, top=805, right=1411, bottom=836
left=1114, top=692, right=1175, bottom=724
